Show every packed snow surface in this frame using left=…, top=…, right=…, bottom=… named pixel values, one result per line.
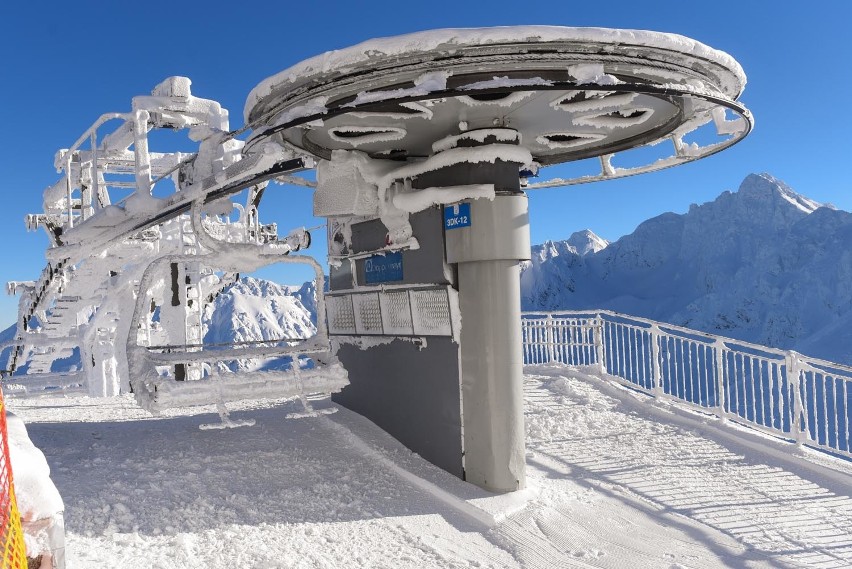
left=245, top=25, right=746, bottom=121
left=9, top=366, right=851, bottom=568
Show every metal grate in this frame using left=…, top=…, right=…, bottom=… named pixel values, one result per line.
left=326, top=295, right=356, bottom=335
left=353, top=293, right=383, bottom=334
left=411, top=289, right=452, bottom=336
left=327, top=287, right=454, bottom=337
left=379, top=291, right=413, bottom=335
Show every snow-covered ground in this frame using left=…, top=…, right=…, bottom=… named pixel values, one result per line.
left=9, top=366, right=852, bottom=568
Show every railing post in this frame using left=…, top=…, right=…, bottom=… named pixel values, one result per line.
left=545, top=314, right=555, bottom=364
left=594, top=315, right=606, bottom=374
left=714, top=340, right=727, bottom=423
left=650, top=324, right=662, bottom=396
left=787, top=350, right=806, bottom=446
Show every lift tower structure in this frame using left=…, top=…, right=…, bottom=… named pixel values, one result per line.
left=6, top=26, right=751, bottom=493
left=244, top=26, right=752, bottom=491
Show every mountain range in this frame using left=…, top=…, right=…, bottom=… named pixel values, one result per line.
left=520, top=173, right=852, bottom=364
left=202, top=277, right=317, bottom=372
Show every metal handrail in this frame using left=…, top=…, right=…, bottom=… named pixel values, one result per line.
left=522, top=309, right=852, bottom=460
left=523, top=308, right=806, bottom=360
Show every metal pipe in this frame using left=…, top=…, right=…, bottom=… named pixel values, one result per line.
left=132, top=110, right=152, bottom=194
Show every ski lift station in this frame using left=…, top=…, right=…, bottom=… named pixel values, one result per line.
left=5, top=26, right=753, bottom=494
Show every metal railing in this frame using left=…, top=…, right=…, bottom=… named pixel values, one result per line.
left=522, top=310, right=852, bottom=460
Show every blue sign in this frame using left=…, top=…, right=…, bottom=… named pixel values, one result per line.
left=444, top=202, right=471, bottom=230
left=364, top=251, right=404, bottom=284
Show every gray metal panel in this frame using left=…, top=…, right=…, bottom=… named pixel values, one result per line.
left=329, top=261, right=353, bottom=291
left=333, top=337, right=463, bottom=478
left=350, top=209, right=451, bottom=287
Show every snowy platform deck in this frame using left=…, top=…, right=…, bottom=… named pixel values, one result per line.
left=9, top=366, right=852, bottom=568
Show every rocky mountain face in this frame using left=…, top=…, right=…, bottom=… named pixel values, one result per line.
left=203, top=276, right=317, bottom=372
left=521, top=173, right=852, bottom=364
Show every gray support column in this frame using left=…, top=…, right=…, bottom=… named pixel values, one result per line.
left=458, top=256, right=526, bottom=491
left=431, top=132, right=530, bottom=492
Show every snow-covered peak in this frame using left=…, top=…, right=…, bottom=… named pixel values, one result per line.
left=736, top=173, right=824, bottom=214
left=220, top=277, right=319, bottom=324
left=566, top=230, right=609, bottom=256
left=227, top=276, right=293, bottom=299
left=203, top=277, right=317, bottom=372
left=531, top=230, right=608, bottom=264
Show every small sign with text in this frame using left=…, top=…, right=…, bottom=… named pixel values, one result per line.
left=444, top=202, right=471, bottom=230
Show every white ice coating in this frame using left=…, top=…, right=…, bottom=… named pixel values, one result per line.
left=373, top=144, right=534, bottom=189
left=456, top=77, right=549, bottom=110
left=574, top=107, right=655, bottom=129
left=536, top=132, right=607, bottom=150
left=331, top=335, right=425, bottom=351
left=316, top=144, right=532, bottom=244
left=568, top=63, right=619, bottom=86
left=392, top=184, right=495, bottom=213
left=432, top=128, right=522, bottom=154
left=271, top=96, right=329, bottom=127
left=315, top=150, right=387, bottom=217
left=350, top=101, right=433, bottom=121
left=328, top=125, right=408, bottom=147
left=458, top=91, right=537, bottom=109
left=246, top=26, right=747, bottom=121
left=132, top=363, right=349, bottom=413
left=376, top=145, right=530, bottom=242
left=11, top=76, right=346, bottom=415
left=711, top=106, right=748, bottom=135
left=125, top=211, right=341, bottom=412
left=550, top=91, right=638, bottom=113
left=458, top=76, right=554, bottom=91
left=343, top=71, right=451, bottom=108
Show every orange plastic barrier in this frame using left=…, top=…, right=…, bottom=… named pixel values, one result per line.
left=0, top=389, right=27, bottom=568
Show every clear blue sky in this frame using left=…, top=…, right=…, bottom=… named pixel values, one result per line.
left=0, top=1, right=850, bottom=325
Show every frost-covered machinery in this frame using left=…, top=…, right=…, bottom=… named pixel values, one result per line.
left=6, top=27, right=751, bottom=492
left=3, top=76, right=347, bottom=418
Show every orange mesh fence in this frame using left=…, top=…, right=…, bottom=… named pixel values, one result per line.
left=0, top=388, right=27, bottom=568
